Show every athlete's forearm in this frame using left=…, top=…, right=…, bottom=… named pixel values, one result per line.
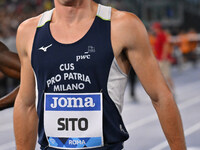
left=0, top=51, right=20, bottom=72
left=0, top=86, right=19, bottom=110
left=14, top=97, right=38, bottom=150
left=152, top=94, right=186, bottom=150
left=0, top=66, right=20, bottom=79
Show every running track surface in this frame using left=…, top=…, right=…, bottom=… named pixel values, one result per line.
left=0, top=62, right=200, bottom=150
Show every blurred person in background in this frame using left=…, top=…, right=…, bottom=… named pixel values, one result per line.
left=151, top=22, right=174, bottom=93
left=129, top=67, right=137, bottom=102
left=188, top=29, right=198, bottom=52
left=177, top=29, right=198, bottom=66
left=148, top=30, right=156, bottom=56
left=0, top=41, right=20, bottom=110
left=178, top=30, right=192, bottom=62
left=182, top=29, right=198, bottom=66
left=164, top=29, right=175, bottom=89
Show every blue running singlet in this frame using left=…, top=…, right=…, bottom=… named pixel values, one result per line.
left=31, top=4, right=129, bottom=150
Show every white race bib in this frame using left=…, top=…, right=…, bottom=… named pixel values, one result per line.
left=44, top=93, right=103, bottom=149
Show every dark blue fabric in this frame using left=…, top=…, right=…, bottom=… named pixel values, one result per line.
left=31, top=16, right=129, bottom=150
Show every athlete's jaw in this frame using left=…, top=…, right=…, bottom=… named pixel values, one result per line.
left=55, top=0, right=86, bottom=6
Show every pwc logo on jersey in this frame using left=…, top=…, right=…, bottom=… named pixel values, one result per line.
left=45, top=93, right=101, bottom=111
left=76, top=46, right=95, bottom=62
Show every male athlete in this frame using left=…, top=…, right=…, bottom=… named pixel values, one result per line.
left=14, top=0, right=186, bottom=150
left=0, top=41, right=20, bottom=110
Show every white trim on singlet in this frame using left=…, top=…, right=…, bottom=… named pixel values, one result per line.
left=107, top=58, right=128, bottom=114
left=33, top=71, right=39, bottom=111
left=96, top=4, right=112, bottom=21
left=37, top=9, right=54, bottom=28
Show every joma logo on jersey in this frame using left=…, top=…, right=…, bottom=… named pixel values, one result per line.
left=76, top=55, right=90, bottom=62
left=50, top=96, right=95, bottom=109
left=45, top=93, right=101, bottom=111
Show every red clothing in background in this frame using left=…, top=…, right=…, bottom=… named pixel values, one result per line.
left=154, top=31, right=167, bottom=60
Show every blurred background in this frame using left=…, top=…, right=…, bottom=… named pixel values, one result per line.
left=0, top=0, right=200, bottom=150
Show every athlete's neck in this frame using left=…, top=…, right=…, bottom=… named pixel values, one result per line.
left=53, top=0, right=97, bottom=25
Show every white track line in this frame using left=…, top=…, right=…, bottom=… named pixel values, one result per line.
left=126, top=114, right=157, bottom=131
left=0, top=140, right=41, bottom=150
left=126, top=95, right=200, bottom=131
left=0, top=141, right=15, bottom=150
left=0, top=123, right=13, bottom=132
left=150, top=122, right=200, bottom=150
left=176, top=83, right=200, bottom=98
left=124, top=81, right=200, bottom=113
left=176, top=80, right=200, bottom=93
left=179, top=96, right=200, bottom=110
left=185, top=122, right=200, bottom=137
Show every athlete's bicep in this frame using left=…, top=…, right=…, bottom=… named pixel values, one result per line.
left=15, top=23, right=36, bottom=107
left=125, top=16, right=171, bottom=102
left=17, top=57, right=36, bottom=106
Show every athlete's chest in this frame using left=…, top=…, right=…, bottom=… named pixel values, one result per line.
left=50, top=19, right=94, bottom=45
left=32, top=39, right=114, bottom=95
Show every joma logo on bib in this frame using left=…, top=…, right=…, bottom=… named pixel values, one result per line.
left=51, top=97, right=95, bottom=109
left=45, top=93, right=101, bottom=111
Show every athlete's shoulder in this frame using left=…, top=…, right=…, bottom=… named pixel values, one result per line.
left=111, top=8, right=149, bottom=50
left=17, top=15, right=41, bottom=37
left=112, top=8, right=139, bottom=21
left=111, top=8, right=146, bottom=33
left=16, top=14, right=42, bottom=55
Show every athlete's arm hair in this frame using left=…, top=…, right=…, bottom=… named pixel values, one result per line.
left=0, top=86, right=19, bottom=110
left=14, top=18, right=38, bottom=150
left=112, top=11, right=186, bottom=149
